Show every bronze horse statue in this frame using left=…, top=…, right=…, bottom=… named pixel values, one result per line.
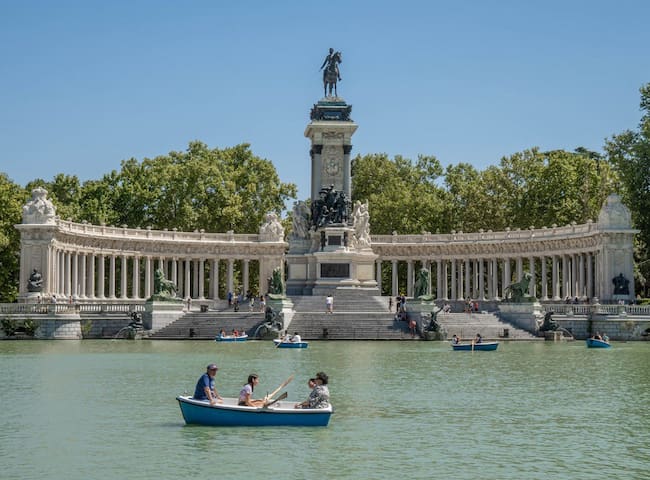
left=322, top=50, right=342, bottom=97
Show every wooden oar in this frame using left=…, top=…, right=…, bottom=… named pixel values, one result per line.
left=267, top=374, right=294, bottom=400
left=264, top=391, right=288, bottom=408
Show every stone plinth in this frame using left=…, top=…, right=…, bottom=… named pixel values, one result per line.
left=143, top=300, right=185, bottom=331
left=499, top=302, right=544, bottom=332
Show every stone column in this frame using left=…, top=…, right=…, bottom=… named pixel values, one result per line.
left=562, top=255, right=569, bottom=300
left=192, top=260, right=199, bottom=298
left=516, top=257, right=523, bottom=281
left=199, top=259, right=206, bottom=299
left=442, top=260, right=449, bottom=300
left=571, top=254, right=578, bottom=298
left=211, top=259, right=220, bottom=300
left=64, top=251, right=72, bottom=297
left=97, top=254, right=105, bottom=299
left=450, top=259, right=457, bottom=300
left=72, top=253, right=79, bottom=298
left=478, top=258, right=485, bottom=300
left=528, top=256, right=535, bottom=298
left=406, top=261, right=414, bottom=298
left=375, top=260, right=382, bottom=294
left=79, top=253, right=86, bottom=298
left=88, top=253, right=95, bottom=299
left=144, top=256, right=152, bottom=299
left=586, top=252, right=594, bottom=300
left=436, top=259, right=443, bottom=300
left=457, top=259, right=464, bottom=300
left=184, top=259, right=191, bottom=299
left=579, top=254, right=586, bottom=298
left=109, top=255, right=116, bottom=299
left=464, top=259, right=471, bottom=300
left=242, top=259, right=249, bottom=297
left=541, top=256, right=548, bottom=300
left=552, top=255, right=560, bottom=300
left=227, top=258, right=234, bottom=297
left=132, top=256, right=140, bottom=299
left=491, top=258, right=499, bottom=300
left=391, top=260, right=398, bottom=296
left=473, top=259, right=479, bottom=299
left=121, top=254, right=128, bottom=299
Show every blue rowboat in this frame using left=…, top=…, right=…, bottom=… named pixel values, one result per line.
left=586, top=338, right=611, bottom=348
left=273, top=339, right=309, bottom=349
left=176, top=396, right=332, bottom=426
left=451, top=341, right=499, bottom=351
left=215, top=334, right=248, bottom=342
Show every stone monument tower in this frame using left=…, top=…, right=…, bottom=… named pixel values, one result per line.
left=286, top=49, right=379, bottom=295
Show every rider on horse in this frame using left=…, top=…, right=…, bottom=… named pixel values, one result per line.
left=320, top=47, right=342, bottom=82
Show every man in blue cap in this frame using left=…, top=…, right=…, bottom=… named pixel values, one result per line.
left=193, top=363, right=223, bottom=405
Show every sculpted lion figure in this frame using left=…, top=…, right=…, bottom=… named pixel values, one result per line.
left=503, top=272, right=533, bottom=303
left=153, top=269, right=177, bottom=297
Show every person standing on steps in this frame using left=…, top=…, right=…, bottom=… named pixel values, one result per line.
left=326, top=294, right=334, bottom=314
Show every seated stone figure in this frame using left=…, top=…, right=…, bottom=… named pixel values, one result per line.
left=28, top=269, right=44, bottom=292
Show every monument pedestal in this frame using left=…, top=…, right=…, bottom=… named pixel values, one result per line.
left=143, top=299, right=185, bottom=331
left=287, top=226, right=378, bottom=296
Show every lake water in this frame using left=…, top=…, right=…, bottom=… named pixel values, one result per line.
left=1, top=340, right=648, bottom=480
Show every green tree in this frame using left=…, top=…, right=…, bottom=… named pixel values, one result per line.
left=0, top=174, right=27, bottom=301
left=352, top=153, right=447, bottom=234
left=606, top=83, right=650, bottom=296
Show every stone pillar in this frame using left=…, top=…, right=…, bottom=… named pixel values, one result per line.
left=442, top=260, right=449, bottom=300
left=436, top=259, right=443, bottom=300
left=199, top=259, right=206, bottom=299
left=450, top=259, right=457, bottom=300
left=65, top=252, right=72, bottom=297
left=458, top=259, right=464, bottom=300
left=464, top=259, right=471, bottom=300
left=121, top=254, right=128, bottom=299
left=586, top=252, right=594, bottom=300
left=491, top=258, right=499, bottom=300
left=242, top=259, right=249, bottom=297
left=579, top=254, right=585, bottom=298
left=88, top=253, right=95, bottom=299
left=406, top=261, right=414, bottom=297
left=516, top=257, right=523, bottom=281
left=193, top=260, right=199, bottom=298
left=184, top=259, right=191, bottom=299
left=109, top=255, right=116, bottom=299
left=571, top=254, right=578, bottom=298
left=375, top=260, right=382, bottom=293
left=72, top=253, right=79, bottom=298
left=133, top=256, right=140, bottom=299
left=552, top=255, right=560, bottom=300
left=391, top=260, right=398, bottom=296
left=79, top=253, right=86, bottom=298
left=211, top=259, right=220, bottom=300
left=97, top=254, right=105, bottom=299
left=562, top=255, right=569, bottom=300
left=529, top=256, right=535, bottom=298
left=503, top=258, right=510, bottom=292
left=541, top=256, right=548, bottom=300
left=144, top=256, right=152, bottom=299
left=227, top=258, right=234, bottom=297
left=473, top=259, right=479, bottom=299
left=477, top=258, right=485, bottom=300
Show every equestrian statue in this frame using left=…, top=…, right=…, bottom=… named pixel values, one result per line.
left=320, top=47, right=342, bottom=97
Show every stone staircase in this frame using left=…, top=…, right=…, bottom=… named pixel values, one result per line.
left=146, top=294, right=540, bottom=341
left=148, top=310, right=265, bottom=340
left=435, top=312, right=540, bottom=341
left=287, top=294, right=415, bottom=340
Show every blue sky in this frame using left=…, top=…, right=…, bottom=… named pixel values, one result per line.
left=1, top=0, right=648, bottom=200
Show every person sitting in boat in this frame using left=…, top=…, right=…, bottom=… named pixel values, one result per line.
left=602, top=333, right=610, bottom=342
left=298, top=372, right=330, bottom=409
left=474, top=333, right=483, bottom=344
left=219, top=329, right=226, bottom=337
left=294, top=377, right=317, bottom=409
left=238, top=374, right=266, bottom=407
left=452, top=334, right=460, bottom=345
left=193, top=363, right=223, bottom=405
left=282, top=330, right=292, bottom=342
left=291, top=332, right=302, bottom=343
left=232, top=329, right=239, bottom=337
left=593, top=332, right=602, bottom=340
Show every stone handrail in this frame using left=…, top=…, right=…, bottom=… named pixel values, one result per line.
left=542, top=303, right=650, bottom=315
left=371, top=222, right=598, bottom=245
left=0, top=303, right=145, bottom=315
left=56, top=220, right=262, bottom=243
